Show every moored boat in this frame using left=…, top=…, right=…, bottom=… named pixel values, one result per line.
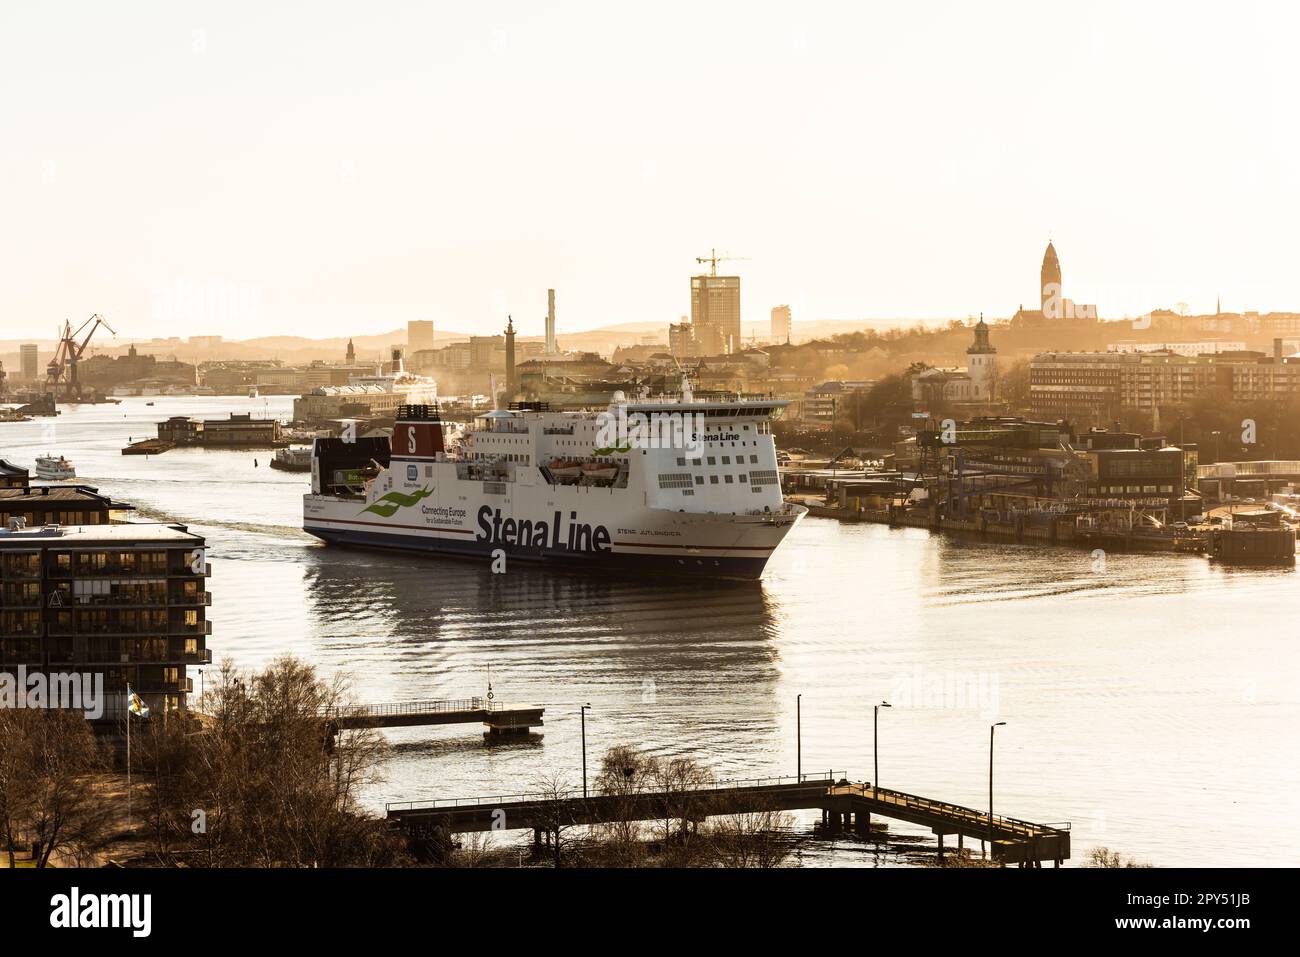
left=34, top=454, right=76, bottom=480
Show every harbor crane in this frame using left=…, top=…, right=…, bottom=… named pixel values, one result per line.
left=695, top=248, right=749, bottom=276
left=47, top=313, right=116, bottom=400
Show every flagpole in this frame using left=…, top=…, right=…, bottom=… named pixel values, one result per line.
left=126, top=694, right=131, bottom=829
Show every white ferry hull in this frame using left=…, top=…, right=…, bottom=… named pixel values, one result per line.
left=304, top=487, right=803, bottom=580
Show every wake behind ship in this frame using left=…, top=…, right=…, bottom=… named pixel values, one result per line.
left=302, top=393, right=806, bottom=580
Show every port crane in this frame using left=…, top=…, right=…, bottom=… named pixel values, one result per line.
left=47, top=313, right=116, bottom=400
left=695, top=248, right=749, bottom=276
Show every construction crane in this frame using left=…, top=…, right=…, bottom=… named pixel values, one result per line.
left=695, top=248, right=749, bottom=276
left=47, top=313, right=116, bottom=400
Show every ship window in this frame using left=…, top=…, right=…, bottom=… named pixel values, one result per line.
left=722, top=456, right=730, bottom=464
left=694, top=476, right=703, bottom=485
left=710, top=475, right=719, bottom=484
left=739, top=474, right=747, bottom=483
left=425, top=466, right=433, bottom=477
left=681, top=489, right=694, bottom=496
left=407, top=465, right=417, bottom=481
left=707, top=457, right=716, bottom=465
left=725, top=475, right=734, bottom=483
left=750, top=455, right=758, bottom=464
left=676, top=457, right=686, bottom=466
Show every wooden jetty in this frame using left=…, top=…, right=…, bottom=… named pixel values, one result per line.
left=387, top=775, right=1071, bottom=866
left=332, top=696, right=543, bottom=737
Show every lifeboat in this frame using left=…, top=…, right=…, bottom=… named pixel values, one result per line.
left=547, top=458, right=583, bottom=481
left=580, top=461, right=619, bottom=482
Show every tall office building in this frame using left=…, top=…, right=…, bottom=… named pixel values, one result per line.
left=690, top=274, right=741, bottom=355
left=20, top=344, right=38, bottom=381
left=770, top=304, right=792, bottom=344
left=545, top=289, right=558, bottom=355
left=407, top=320, right=435, bottom=354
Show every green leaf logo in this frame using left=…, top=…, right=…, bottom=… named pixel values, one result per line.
left=361, top=485, right=433, bottom=518
left=592, top=444, right=632, bottom=456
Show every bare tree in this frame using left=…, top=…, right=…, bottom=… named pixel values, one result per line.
left=708, top=807, right=795, bottom=868
left=593, top=744, right=656, bottom=863
left=530, top=771, right=581, bottom=868
left=1087, top=846, right=1152, bottom=868
left=0, top=709, right=113, bottom=867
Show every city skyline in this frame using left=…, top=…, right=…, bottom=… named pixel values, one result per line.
left=3, top=2, right=1298, bottom=340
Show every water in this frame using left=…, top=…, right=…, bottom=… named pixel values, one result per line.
left=4, top=396, right=1298, bottom=866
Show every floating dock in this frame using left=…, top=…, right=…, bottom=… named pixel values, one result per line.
left=331, top=697, right=544, bottom=738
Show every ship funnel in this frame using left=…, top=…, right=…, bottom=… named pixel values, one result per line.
left=393, top=404, right=444, bottom=458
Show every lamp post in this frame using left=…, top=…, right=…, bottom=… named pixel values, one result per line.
left=988, top=721, right=1006, bottom=854
left=580, top=703, right=591, bottom=798
left=796, top=694, right=801, bottom=781
left=873, top=701, right=891, bottom=792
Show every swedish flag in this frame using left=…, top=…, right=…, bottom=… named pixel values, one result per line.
left=126, top=684, right=150, bottom=719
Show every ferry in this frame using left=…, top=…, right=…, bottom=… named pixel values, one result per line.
left=303, top=391, right=806, bottom=579
left=34, top=454, right=76, bottom=481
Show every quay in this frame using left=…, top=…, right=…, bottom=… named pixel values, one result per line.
left=386, top=775, right=1071, bottom=866
left=331, top=696, right=544, bottom=737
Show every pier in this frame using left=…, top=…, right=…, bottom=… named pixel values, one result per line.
left=386, top=775, right=1071, bottom=866
left=332, top=696, right=544, bottom=737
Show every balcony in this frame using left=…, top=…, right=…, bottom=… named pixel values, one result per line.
left=167, top=590, right=212, bottom=607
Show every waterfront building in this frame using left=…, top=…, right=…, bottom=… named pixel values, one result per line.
left=1029, top=348, right=1300, bottom=422
left=0, top=459, right=28, bottom=489
left=1197, top=460, right=1300, bottom=502
left=158, top=413, right=284, bottom=447
left=0, top=522, right=210, bottom=721
left=1, top=483, right=134, bottom=526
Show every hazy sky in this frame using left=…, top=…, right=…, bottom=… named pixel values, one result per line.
left=2, top=1, right=1296, bottom=341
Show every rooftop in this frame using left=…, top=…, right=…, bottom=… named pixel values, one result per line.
left=0, top=522, right=202, bottom=544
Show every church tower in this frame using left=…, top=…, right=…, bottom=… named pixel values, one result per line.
left=966, top=314, right=998, bottom=401
left=1040, top=241, right=1062, bottom=318
left=345, top=338, right=356, bottom=364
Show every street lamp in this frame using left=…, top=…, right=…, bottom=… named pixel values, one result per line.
left=873, top=701, right=891, bottom=792
left=988, top=721, right=1006, bottom=855
left=580, top=703, right=591, bottom=798
left=796, top=694, right=801, bottom=781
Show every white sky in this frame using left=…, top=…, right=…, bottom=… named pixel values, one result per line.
left=2, top=1, right=1296, bottom=340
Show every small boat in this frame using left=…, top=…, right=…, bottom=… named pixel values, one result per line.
left=580, top=461, right=619, bottom=482
left=270, top=447, right=313, bottom=472
left=35, top=454, right=76, bottom=481
left=547, top=458, right=583, bottom=481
